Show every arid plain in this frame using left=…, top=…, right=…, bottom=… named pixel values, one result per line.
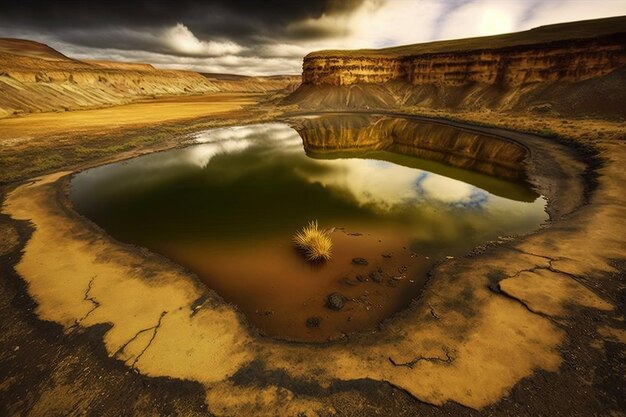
left=1, top=15, right=625, bottom=417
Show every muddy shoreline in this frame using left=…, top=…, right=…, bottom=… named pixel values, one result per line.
left=1, top=109, right=624, bottom=416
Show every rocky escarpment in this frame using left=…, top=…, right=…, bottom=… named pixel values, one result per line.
left=302, top=38, right=624, bottom=87
left=0, top=39, right=299, bottom=118
left=289, top=16, right=626, bottom=118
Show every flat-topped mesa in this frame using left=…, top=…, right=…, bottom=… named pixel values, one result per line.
left=303, top=31, right=626, bottom=87
left=290, top=16, right=626, bottom=117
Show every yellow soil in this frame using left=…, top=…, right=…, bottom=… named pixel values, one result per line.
left=500, top=269, right=613, bottom=317
left=0, top=93, right=259, bottom=143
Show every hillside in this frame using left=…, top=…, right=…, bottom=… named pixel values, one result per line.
left=287, top=16, right=626, bottom=118
left=0, top=39, right=299, bottom=118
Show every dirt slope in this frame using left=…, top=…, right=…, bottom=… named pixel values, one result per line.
left=0, top=38, right=299, bottom=118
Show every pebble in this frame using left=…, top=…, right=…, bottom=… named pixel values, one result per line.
left=352, top=257, right=369, bottom=265
left=369, top=270, right=383, bottom=283
left=326, top=292, right=347, bottom=310
left=306, top=317, right=322, bottom=328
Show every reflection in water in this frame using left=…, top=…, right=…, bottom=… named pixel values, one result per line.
left=70, top=117, right=547, bottom=342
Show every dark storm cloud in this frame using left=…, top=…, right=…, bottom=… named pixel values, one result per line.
left=0, top=0, right=370, bottom=64
left=1, top=0, right=624, bottom=75
left=0, top=1, right=362, bottom=45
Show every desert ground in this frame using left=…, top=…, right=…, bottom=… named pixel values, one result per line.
left=1, top=14, right=625, bottom=417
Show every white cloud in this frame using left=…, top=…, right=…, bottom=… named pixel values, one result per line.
left=439, top=0, right=525, bottom=40
left=162, top=23, right=243, bottom=56
left=519, top=0, right=626, bottom=30
left=286, top=0, right=444, bottom=51
left=439, top=0, right=626, bottom=40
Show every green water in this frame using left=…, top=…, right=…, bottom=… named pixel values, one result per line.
left=70, top=121, right=547, bottom=258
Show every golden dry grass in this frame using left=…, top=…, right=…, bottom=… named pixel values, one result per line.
left=293, top=220, right=333, bottom=262
left=0, top=93, right=258, bottom=141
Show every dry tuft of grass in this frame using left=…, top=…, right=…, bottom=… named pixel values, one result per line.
left=293, top=220, right=333, bottom=262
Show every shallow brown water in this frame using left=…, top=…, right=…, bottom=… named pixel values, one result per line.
left=160, top=227, right=431, bottom=342
left=70, top=116, right=548, bottom=342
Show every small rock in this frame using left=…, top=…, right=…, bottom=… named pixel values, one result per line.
left=352, top=257, right=369, bottom=265
left=392, top=276, right=404, bottom=281
left=446, top=256, right=454, bottom=260
left=255, top=309, right=274, bottom=316
left=382, top=252, right=393, bottom=258
left=306, top=317, right=322, bottom=328
left=326, top=293, right=347, bottom=310
left=369, top=270, right=383, bottom=283
left=342, top=277, right=358, bottom=286
left=356, top=274, right=367, bottom=282
left=348, top=232, right=363, bottom=236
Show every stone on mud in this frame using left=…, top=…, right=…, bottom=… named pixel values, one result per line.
left=326, top=293, right=347, bottom=310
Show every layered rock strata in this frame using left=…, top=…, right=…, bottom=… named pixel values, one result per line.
left=290, top=17, right=626, bottom=117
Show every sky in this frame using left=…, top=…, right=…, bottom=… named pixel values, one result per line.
left=1, top=0, right=625, bottom=75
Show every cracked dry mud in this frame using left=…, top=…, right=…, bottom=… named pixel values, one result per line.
left=1, top=113, right=624, bottom=416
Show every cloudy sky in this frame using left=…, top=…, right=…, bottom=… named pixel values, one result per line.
left=1, top=0, right=625, bottom=75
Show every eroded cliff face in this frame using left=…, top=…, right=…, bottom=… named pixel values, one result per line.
left=303, top=39, right=624, bottom=87
left=290, top=18, right=626, bottom=118
left=303, top=57, right=404, bottom=85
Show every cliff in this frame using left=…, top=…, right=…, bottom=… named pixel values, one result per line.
left=0, top=39, right=299, bottom=118
left=288, top=16, right=626, bottom=118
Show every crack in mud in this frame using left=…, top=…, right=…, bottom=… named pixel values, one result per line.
left=498, top=248, right=602, bottom=316
left=510, top=248, right=596, bottom=290
left=511, top=247, right=559, bottom=262
left=131, top=311, right=167, bottom=368
left=490, top=282, right=563, bottom=325
left=114, top=311, right=168, bottom=368
left=69, top=275, right=100, bottom=330
left=388, top=347, right=454, bottom=369
left=544, top=259, right=599, bottom=293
